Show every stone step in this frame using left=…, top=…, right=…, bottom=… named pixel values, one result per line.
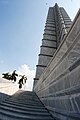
left=2, top=99, right=46, bottom=109
left=6, top=92, right=40, bottom=102
left=12, top=91, right=37, bottom=97
left=0, top=102, right=47, bottom=112
left=11, top=96, right=40, bottom=100
left=11, top=97, right=40, bottom=102
left=12, top=93, right=39, bottom=98
left=0, top=90, right=54, bottom=120
left=8, top=96, right=41, bottom=102
left=0, top=105, right=51, bottom=116
left=3, top=90, right=40, bottom=100
left=3, top=99, right=43, bottom=107
left=12, top=96, right=39, bottom=100
left=0, top=110, right=53, bottom=120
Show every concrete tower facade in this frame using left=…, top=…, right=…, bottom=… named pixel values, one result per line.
left=33, top=3, right=80, bottom=120
left=34, top=3, right=72, bottom=85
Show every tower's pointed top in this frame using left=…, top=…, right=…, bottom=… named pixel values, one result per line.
left=55, top=3, right=59, bottom=9
left=55, top=3, right=58, bottom=6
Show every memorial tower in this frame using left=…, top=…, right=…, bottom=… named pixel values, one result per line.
left=34, top=3, right=72, bottom=85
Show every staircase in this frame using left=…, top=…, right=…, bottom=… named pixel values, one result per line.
left=0, top=90, right=54, bottom=120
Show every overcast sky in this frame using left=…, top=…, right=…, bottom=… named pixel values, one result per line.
left=0, top=0, right=80, bottom=90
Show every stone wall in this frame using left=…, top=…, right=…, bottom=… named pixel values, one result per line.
left=34, top=9, right=80, bottom=120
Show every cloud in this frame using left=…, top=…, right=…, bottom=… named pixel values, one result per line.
left=16, top=64, right=35, bottom=91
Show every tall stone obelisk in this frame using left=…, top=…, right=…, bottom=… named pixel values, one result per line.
left=34, top=3, right=72, bottom=86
